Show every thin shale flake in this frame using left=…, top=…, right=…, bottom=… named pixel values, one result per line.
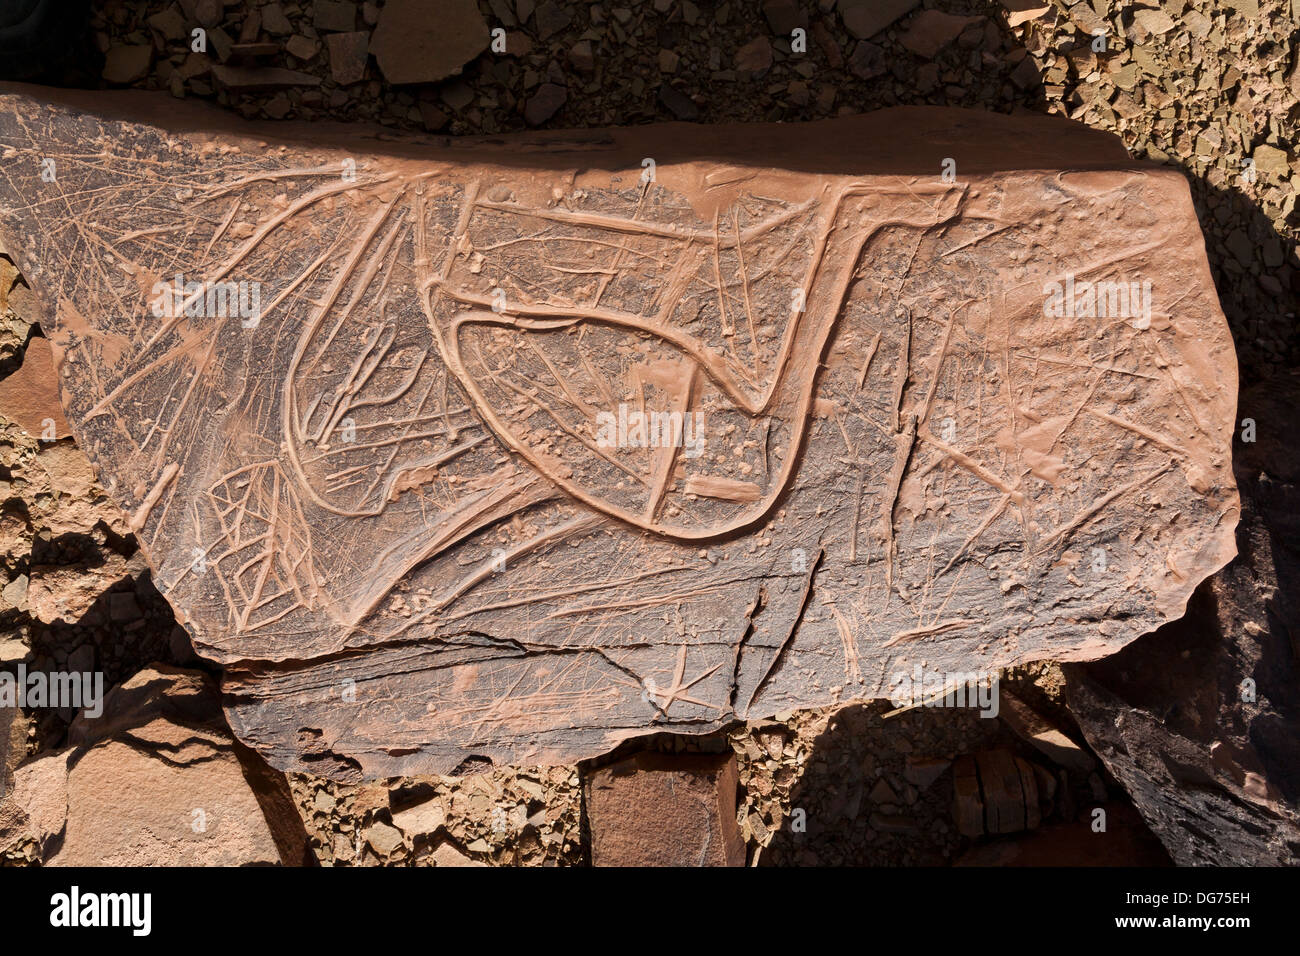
left=0, top=87, right=1238, bottom=778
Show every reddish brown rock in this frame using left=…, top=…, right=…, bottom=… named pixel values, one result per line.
left=998, top=0, right=1052, bottom=28
left=975, top=749, right=1029, bottom=834
left=0, top=336, right=69, bottom=439
left=326, top=31, right=370, bottom=86
left=431, top=839, right=485, bottom=867
left=840, top=0, right=921, bottom=40
left=998, top=689, right=1096, bottom=774
left=523, top=82, right=566, bottom=126
left=0, top=665, right=313, bottom=866
left=210, top=64, right=321, bottom=90
left=734, top=37, right=774, bottom=74
left=26, top=554, right=145, bottom=624
left=584, top=751, right=745, bottom=866
left=370, top=0, right=487, bottom=85
left=102, top=44, right=153, bottom=85
left=952, top=755, right=984, bottom=837
left=954, top=749, right=1047, bottom=837
left=899, top=10, right=983, bottom=59
left=0, top=88, right=1238, bottom=779
left=0, top=704, right=24, bottom=801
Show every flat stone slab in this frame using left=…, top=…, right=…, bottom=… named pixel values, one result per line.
left=0, top=86, right=1238, bottom=778
left=0, top=666, right=312, bottom=865
left=584, top=751, right=745, bottom=866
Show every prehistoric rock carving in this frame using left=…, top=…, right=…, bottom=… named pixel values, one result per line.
left=0, top=87, right=1239, bottom=778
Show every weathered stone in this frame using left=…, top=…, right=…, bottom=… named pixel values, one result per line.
left=147, top=9, right=188, bottom=43
left=0, top=704, right=23, bottom=800
left=899, top=10, right=983, bottom=59
left=365, top=820, right=403, bottom=855
left=952, top=755, right=984, bottom=837
left=904, top=755, right=950, bottom=791
left=391, top=795, right=447, bottom=839
left=326, top=31, right=370, bottom=86
left=998, top=689, right=1096, bottom=774
left=370, top=0, right=487, bottom=84
left=285, top=34, right=320, bottom=62
left=0, top=665, right=313, bottom=865
left=1251, top=144, right=1291, bottom=182
left=1063, top=440, right=1300, bottom=866
left=658, top=83, right=699, bottom=119
left=0, top=622, right=28, bottom=661
left=976, top=749, right=1027, bottom=834
left=1131, top=8, right=1176, bottom=36
left=523, top=82, right=566, bottom=126
left=998, top=0, right=1051, bottom=28
left=26, top=554, right=145, bottom=625
left=0, top=90, right=1238, bottom=778
left=839, top=0, right=920, bottom=40
left=229, top=42, right=283, bottom=59
left=568, top=40, right=595, bottom=74
left=955, top=749, right=1044, bottom=837
left=0, top=336, right=69, bottom=439
left=102, top=45, right=153, bottom=85
left=848, top=40, right=887, bottom=80
left=314, top=0, right=357, bottom=33
left=261, top=3, right=294, bottom=36
left=533, top=1, right=572, bottom=40
left=210, top=64, right=322, bottom=90
left=735, top=36, right=773, bottom=74
left=762, top=0, right=803, bottom=35
left=431, top=838, right=484, bottom=866
left=585, top=751, right=745, bottom=866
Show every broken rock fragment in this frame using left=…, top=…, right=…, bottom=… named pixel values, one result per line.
left=0, top=88, right=1238, bottom=778
left=0, top=335, right=69, bottom=439
left=584, top=751, right=746, bottom=866
left=370, top=0, right=488, bottom=84
left=998, top=690, right=1095, bottom=775
left=0, top=665, right=312, bottom=866
left=839, top=0, right=921, bottom=40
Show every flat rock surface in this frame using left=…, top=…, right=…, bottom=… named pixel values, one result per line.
left=0, top=87, right=1238, bottom=778
left=0, top=665, right=312, bottom=865
left=0, top=335, right=69, bottom=439
left=585, top=750, right=745, bottom=866
left=369, top=0, right=488, bottom=85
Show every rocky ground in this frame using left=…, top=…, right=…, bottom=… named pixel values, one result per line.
left=1, top=0, right=1297, bottom=866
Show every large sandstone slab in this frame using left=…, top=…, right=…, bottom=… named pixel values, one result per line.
left=0, top=87, right=1238, bottom=778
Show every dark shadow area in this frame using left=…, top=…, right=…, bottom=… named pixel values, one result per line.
left=21, top=567, right=200, bottom=753
left=758, top=691, right=1169, bottom=865
left=0, top=0, right=97, bottom=86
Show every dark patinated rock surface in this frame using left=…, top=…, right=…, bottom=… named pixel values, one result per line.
left=0, top=87, right=1238, bottom=777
